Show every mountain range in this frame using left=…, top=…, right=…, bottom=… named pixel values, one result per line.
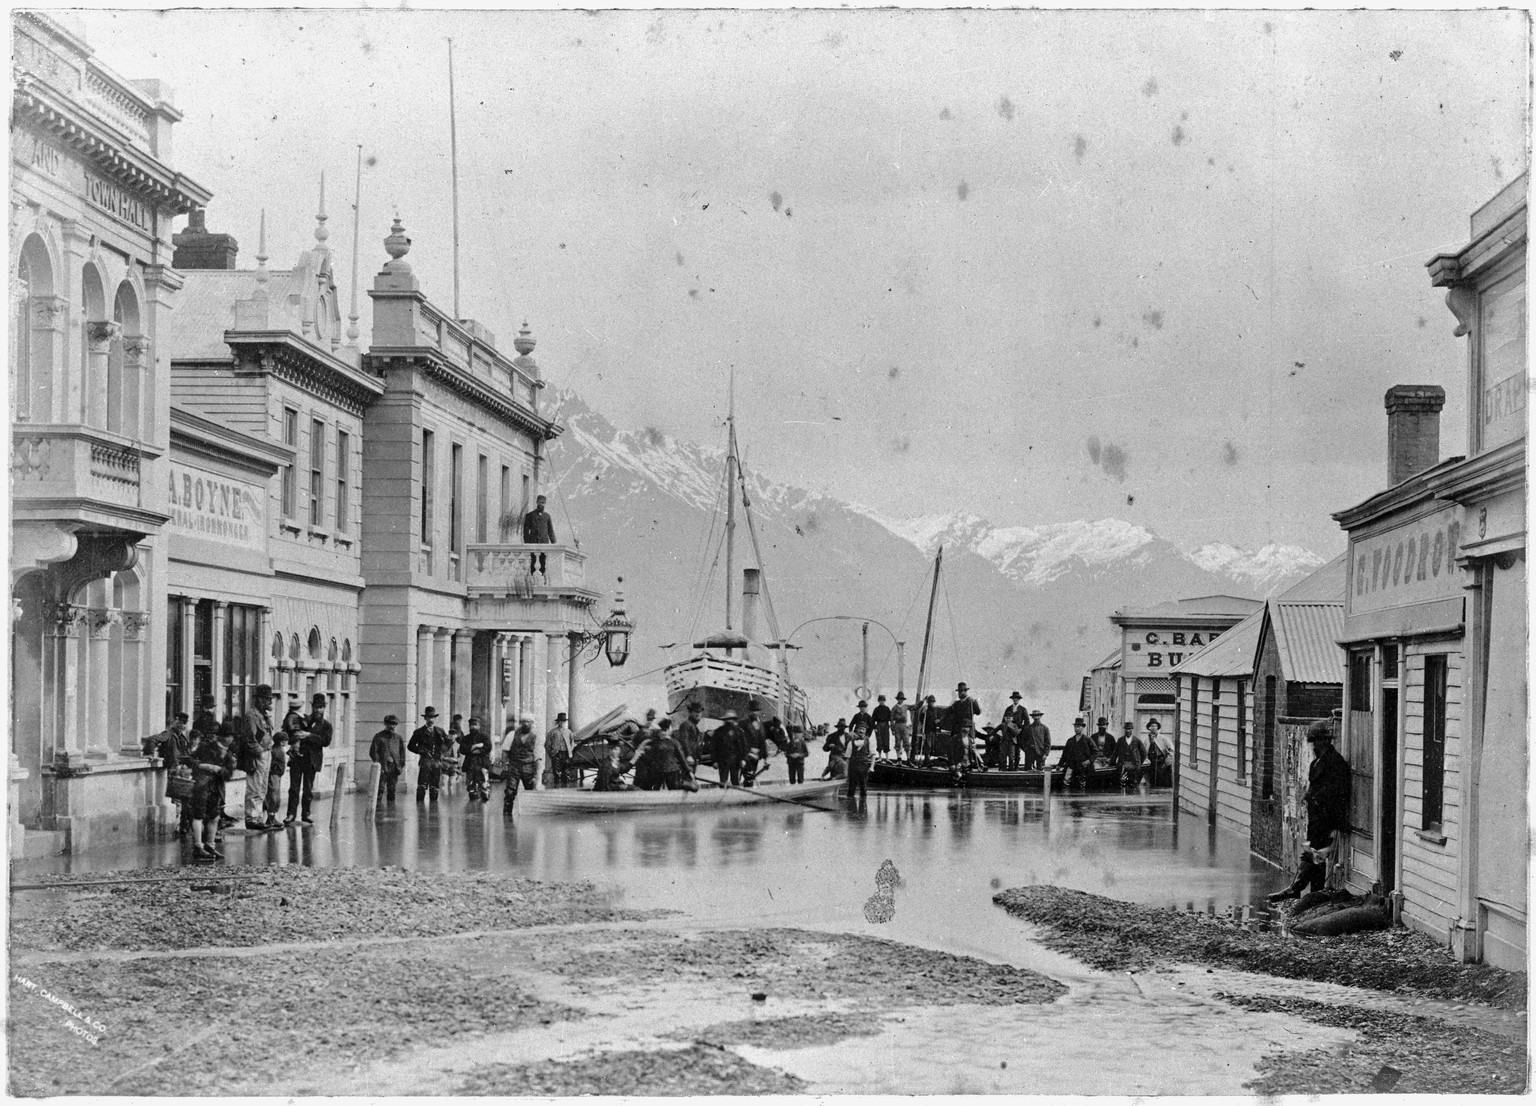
left=545, top=390, right=1326, bottom=718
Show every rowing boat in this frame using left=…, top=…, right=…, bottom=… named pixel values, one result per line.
left=869, top=758, right=1125, bottom=792
left=512, top=778, right=842, bottom=815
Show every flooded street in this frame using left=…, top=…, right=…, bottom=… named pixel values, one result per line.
left=12, top=785, right=1525, bottom=1096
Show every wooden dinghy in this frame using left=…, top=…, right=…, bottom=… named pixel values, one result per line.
left=512, top=778, right=843, bottom=815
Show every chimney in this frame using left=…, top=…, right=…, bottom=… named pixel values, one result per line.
left=172, top=208, right=239, bottom=270
left=742, top=568, right=761, bottom=652
left=1384, top=384, right=1446, bottom=487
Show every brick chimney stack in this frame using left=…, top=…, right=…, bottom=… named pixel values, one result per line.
left=1384, top=384, right=1446, bottom=487
left=172, top=208, right=239, bottom=270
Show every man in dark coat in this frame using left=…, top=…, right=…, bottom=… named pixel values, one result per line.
left=711, top=710, right=747, bottom=787
left=459, top=716, right=494, bottom=802
left=1060, top=718, right=1098, bottom=788
left=1116, top=723, right=1147, bottom=789
left=850, top=699, right=874, bottom=736
left=502, top=714, right=541, bottom=811
left=370, top=714, right=407, bottom=802
left=675, top=701, right=705, bottom=768
left=1269, top=722, right=1352, bottom=902
left=891, top=691, right=911, bottom=760
left=523, top=494, right=556, bottom=575
left=409, top=706, right=451, bottom=802
left=846, top=722, right=874, bottom=802
left=285, top=693, right=332, bottom=824
left=871, top=695, right=893, bottom=756
left=1022, top=710, right=1052, bottom=771
left=999, top=692, right=1028, bottom=771
left=1090, top=717, right=1116, bottom=760
left=947, top=683, right=981, bottom=765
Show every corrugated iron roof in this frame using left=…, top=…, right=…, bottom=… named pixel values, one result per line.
left=1090, top=646, right=1122, bottom=672
left=1271, top=601, right=1345, bottom=684
left=1276, top=553, right=1347, bottom=602
left=1171, top=607, right=1263, bottom=677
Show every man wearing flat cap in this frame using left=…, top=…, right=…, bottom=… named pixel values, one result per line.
left=1022, top=709, right=1052, bottom=771
left=370, top=714, right=406, bottom=803
left=523, top=493, right=556, bottom=576
left=285, top=692, right=333, bottom=824
left=235, top=684, right=275, bottom=830
left=1269, top=721, right=1351, bottom=903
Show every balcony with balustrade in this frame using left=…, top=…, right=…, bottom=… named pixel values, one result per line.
left=463, top=542, right=603, bottom=633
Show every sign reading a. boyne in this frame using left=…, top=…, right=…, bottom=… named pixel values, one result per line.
left=167, top=463, right=265, bottom=550
left=1348, top=505, right=1461, bottom=616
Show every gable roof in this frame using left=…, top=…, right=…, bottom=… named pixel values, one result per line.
left=1090, top=646, right=1122, bottom=672
left=1171, top=607, right=1263, bottom=678
left=1268, top=601, right=1346, bottom=684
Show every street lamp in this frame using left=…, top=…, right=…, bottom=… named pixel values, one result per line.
left=577, top=578, right=636, bottom=667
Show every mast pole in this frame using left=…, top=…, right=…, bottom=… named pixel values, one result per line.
left=914, top=545, right=943, bottom=725
left=724, top=374, right=737, bottom=633
left=347, top=144, right=362, bottom=348
left=447, top=37, right=461, bottom=321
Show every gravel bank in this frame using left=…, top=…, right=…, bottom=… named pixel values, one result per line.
left=1222, top=994, right=1526, bottom=1094
left=11, top=865, right=661, bottom=954
left=682, top=1012, right=885, bottom=1049
left=455, top=1044, right=808, bottom=1096
left=993, top=885, right=1526, bottom=1009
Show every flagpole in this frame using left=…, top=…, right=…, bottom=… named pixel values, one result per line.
left=347, top=144, right=362, bottom=349
left=447, top=37, right=461, bottom=321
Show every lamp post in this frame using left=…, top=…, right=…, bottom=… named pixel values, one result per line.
left=777, top=615, right=905, bottom=698
left=576, top=578, right=636, bottom=667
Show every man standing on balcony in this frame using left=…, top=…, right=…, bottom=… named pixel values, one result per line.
left=523, top=493, right=556, bottom=576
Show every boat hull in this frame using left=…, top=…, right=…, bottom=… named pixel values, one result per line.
left=868, top=759, right=1127, bottom=792
left=512, top=778, right=842, bottom=815
left=664, top=653, right=810, bottom=730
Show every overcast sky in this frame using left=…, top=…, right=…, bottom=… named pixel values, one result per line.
left=73, top=7, right=1528, bottom=555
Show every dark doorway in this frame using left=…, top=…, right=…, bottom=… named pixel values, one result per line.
left=1379, top=686, right=1399, bottom=894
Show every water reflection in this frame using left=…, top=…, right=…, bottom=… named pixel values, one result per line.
left=17, top=788, right=1280, bottom=949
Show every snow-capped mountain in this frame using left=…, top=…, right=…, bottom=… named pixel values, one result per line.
left=853, top=509, right=1325, bottom=592
left=546, top=390, right=1328, bottom=714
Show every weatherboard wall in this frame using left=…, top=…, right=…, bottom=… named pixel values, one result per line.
left=1398, top=642, right=1465, bottom=944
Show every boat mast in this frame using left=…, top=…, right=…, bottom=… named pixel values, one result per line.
left=914, top=545, right=943, bottom=711
left=724, top=369, right=737, bottom=633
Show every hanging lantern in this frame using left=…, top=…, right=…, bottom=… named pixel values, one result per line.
left=599, top=579, right=634, bottom=667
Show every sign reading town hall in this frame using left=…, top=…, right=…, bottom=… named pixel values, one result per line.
left=166, top=462, right=265, bottom=550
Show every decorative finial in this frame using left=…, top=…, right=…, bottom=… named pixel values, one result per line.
left=384, top=215, right=410, bottom=262
left=315, top=171, right=329, bottom=245
left=255, top=208, right=269, bottom=284
left=513, top=321, right=536, bottom=356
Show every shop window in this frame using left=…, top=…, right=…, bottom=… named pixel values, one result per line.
left=166, top=596, right=187, bottom=719
left=1347, top=647, right=1376, bottom=839
left=1236, top=682, right=1248, bottom=781
left=1348, top=649, right=1372, bottom=710
left=1382, top=643, right=1399, bottom=682
left=1422, top=654, right=1448, bottom=830
left=223, top=604, right=263, bottom=719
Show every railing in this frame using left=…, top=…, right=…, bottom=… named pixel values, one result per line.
left=465, top=542, right=587, bottom=592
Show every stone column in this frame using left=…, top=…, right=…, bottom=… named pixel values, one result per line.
left=85, top=320, right=121, bottom=430
left=51, top=604, right=87, bottom=761
left=120, top=611, right=149, bottom=753
left=432, top=627, right=452, bottom=719
left=545, top=632, right=567, bottom=737
left=180, top=599, right=196, bottom=717
left=505, top=635, right=522, bottom=728
left=121, top=335, right=149, bottom=441
left=452, top=628, right=473, bottom=723
left=211, top=601, right=228, bottom=714
left=415, top=624, right=433, bottom=719
left=490, top=633, right=508, bottom=736
left=258, top=605, right=273, bottom=691
left=520, top=634, right=536, bottom=718
left=85, top=608, right=118, bottom=756
left=567, top=633, right=585, bottom=734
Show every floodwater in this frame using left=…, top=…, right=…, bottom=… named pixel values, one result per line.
left=17, top=784, right=1276, bottom=968
left=20, top=785, right=1520, bottom=1095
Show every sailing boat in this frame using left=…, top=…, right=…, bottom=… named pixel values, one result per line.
left=869, top=548, right=1121, bottom=792
left=663, top=394, right=811, bottom=735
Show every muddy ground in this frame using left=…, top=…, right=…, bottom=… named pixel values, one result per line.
left=8, top=867, right=1527, bottom=1096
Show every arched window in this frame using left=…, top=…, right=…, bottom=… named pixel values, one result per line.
left=15, top=234, right=54, bottom=423
left=289, top=633, right=302, bottom=661
left=341, top=639, right=352, bottom=664
left=272, top=633, right=285, bottom=660
left=110, top=282, right=141, bottom=437
left=327, top=637, right=339, bottom=663
left=307, top=627, right=322, bottom=659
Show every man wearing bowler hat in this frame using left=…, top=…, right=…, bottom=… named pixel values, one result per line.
left=1022, top=709, right=1052, bottom=771
left=947, top=683, right=981, bottom=766
left=285, top=692, right=333, bottom=825
left=1268, top=721, right=1351, bottom=903
left=1000, top=691, right=1028, bottom=771
left=370, top=715, right=406, bottom=803
left=409, top=706, right=451, bottom=802
left=1090, top=717, right=1116, bottom=760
